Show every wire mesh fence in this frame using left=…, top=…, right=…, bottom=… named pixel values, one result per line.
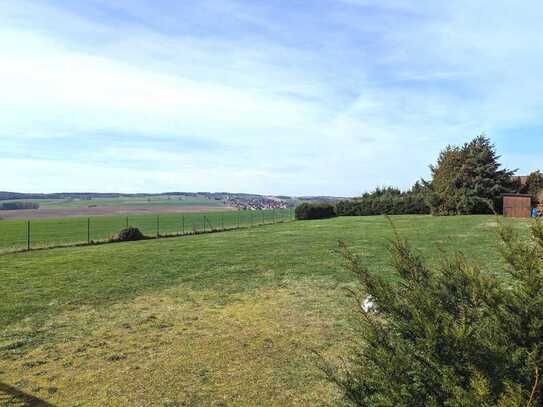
left=0, top=208, right=294, bottom=254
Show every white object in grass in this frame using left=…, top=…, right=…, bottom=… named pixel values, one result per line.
left=361, top=296, right=375, bottom=313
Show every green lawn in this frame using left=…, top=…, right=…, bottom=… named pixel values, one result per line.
left=0, top=215, right=530, bottom=405
left=0, top=209, right=292, bottom=253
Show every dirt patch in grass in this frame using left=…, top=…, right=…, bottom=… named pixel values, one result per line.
left=0, top=281, right=352, bottom=406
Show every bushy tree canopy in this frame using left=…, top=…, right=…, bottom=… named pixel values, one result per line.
left=325, top=220, right=543, bottom=406
left=524, top=171, right=543, bottom=203
left=428, top=135, right=517, bottom=215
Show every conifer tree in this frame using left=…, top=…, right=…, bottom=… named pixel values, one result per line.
left=325, top=219, right=543, bottom=406
left=429, top=135, right=517, bottom=215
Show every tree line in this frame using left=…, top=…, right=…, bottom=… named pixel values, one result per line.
left=297, top=135, right=542, bottom=219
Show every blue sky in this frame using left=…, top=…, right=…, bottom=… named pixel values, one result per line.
left=1, top=0, right=542, bottom=196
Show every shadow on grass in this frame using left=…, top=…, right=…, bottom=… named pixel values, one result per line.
left=0, top=382, right=56, bottom=406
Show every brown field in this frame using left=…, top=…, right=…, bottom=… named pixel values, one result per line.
left=0, top=205, right=236, bottom=221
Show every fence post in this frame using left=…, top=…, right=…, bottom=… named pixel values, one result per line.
left=238, top=211, right=240, bottom=229
left=221, top=214, right=224, bottom=230
left=182, top=216, right=185, bottom=235
left=251, top=211, right=253, bottom=227
left=87, top=218, right=91, bottom=244
left=262, top=210, right=264, bottom=225
left=126, top=216, right=129, bottom=228
left=156, top=215, right=160, bottom=238
left=27, top=220, right=31, bottom=251
left=203, top=215, right=206, bottom=233
left=273, top=209, right=276, bottom=224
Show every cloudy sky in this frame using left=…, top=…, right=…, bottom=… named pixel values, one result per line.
left=1, top=1, right=542, bottom=196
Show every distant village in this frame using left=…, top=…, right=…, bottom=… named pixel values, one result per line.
left=223, top=196, right=289, bottom=210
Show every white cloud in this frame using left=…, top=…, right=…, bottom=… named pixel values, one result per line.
left=0, top=29, right=324, bottom=138
left=1, top=1, right=543, bottom=195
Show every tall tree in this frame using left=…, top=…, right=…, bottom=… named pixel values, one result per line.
left=429, top=135, right=517, bottom=215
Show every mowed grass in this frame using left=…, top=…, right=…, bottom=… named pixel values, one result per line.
left=0, top=215, right=530, bottom=405
left=0, top=209, right=292, bottom=253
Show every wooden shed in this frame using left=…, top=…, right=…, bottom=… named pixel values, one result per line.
left=502, top=194, right=532, bottom=218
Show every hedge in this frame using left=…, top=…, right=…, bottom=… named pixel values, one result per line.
left=295, top=202, right=337, bottom=220
left=336, top=190, right=429, bottom=216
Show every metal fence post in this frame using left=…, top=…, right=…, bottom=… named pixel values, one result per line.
left=273, top=209, right=276, bottom=223
left=251, top=211, right=253, bottom=227
left=203, top=215, right=206, bottom=233
left=221, top=214, right=224, bottom=230
left=238, top=212, right=240, bottom=229
left=262, top=210, right=264, bottom=225
left=88, top=217, right=91, bottom=244
left=182, top=216, right=185, bottom=235
left=27, top=220, right=31, bottom=251
left=157, top=215, right=160, bottom=238
left=126, top=216, right=129, bottom=228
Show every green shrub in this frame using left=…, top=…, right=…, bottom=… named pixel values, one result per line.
left=112, top=227, right=146, bottom=242
left=295, top=202, right=336, bottom=220
left=324, top=219, right=543, bottom=405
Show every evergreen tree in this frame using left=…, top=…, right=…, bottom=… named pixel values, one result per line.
left=324, top=220, right=543, bottom=406
left=429, top=135, right=517, bottom=215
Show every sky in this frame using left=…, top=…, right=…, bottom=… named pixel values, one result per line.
left=1, top=0, right=543, bottom=196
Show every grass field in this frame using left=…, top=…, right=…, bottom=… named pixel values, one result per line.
left=0, top=215, right=530, bottom=405
left=0, top=209, right=292, bottom=253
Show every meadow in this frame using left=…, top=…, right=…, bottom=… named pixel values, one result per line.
left=0, top=215, right=530, bottom=405
left=0, top=209, right=292, bottom=253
